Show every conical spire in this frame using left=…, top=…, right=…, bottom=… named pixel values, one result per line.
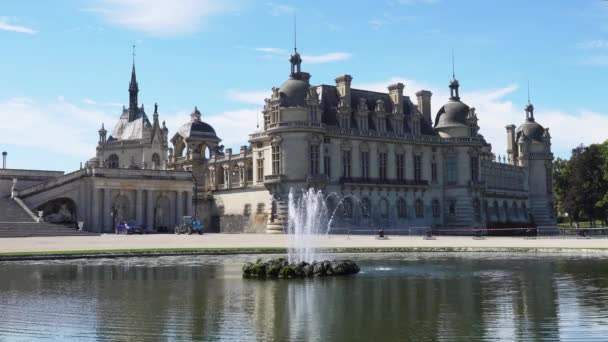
left=128, top=45, right=139, bottom=121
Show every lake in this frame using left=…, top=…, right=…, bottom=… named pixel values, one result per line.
left=1, top=253, right=607, bottom=341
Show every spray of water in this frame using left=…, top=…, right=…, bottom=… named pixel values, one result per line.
left=287, top=188, right=330, bottom=264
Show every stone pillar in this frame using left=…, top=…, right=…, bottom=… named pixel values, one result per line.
left=103, top=188, right=111, bottom=233
left=176, top=190, right=184, bottom=223
left=146, top=190, right=155, bottom=231
left=186, top=191, right=193, bottom=217
left=92, top=187, right=100, bottom=233
left=135, top=189, right=143, bottom=224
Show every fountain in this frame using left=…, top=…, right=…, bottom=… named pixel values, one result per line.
left=242, top=188, right=360, bottom=279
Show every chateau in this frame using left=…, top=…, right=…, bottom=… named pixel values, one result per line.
left=1, top=48, right=556, bottom=233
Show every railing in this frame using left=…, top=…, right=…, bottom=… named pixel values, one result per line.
left=16, top=169, right=88, bottom=197
left=266, top=121, right=326, bottom=130
left=264, top=174, right=284, bottom=183
left=339, top=177, right=428, bottom=186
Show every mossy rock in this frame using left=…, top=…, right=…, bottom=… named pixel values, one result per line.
left=279, top=265, right=296, bottom=278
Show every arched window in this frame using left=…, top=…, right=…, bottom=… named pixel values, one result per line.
left=473, top=198, right=481, bottom=220
left=361, top=198, right=371, bottom=218
left=151, top=153, right=161, bottom=169
left=343, top=198, right=353, bottom=219
left=416, top=199, right=424, bottom=218
left=448, top=200, right=456, bottom=216
left=108, top=154, right=119, bottom=169
left=432, top=199, right=440, bottom=218
left=397, top=198, right=407, bottom=218
left=379, top=198, right=388, bottom=219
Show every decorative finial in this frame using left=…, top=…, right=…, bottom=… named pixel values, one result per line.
left=294, top=14, right=297, bottom=53
left=154, top=102, right=158, bottom=114
left=527, top=80, right=530, bottom=105
left=132, top=44, right=136, bottom=65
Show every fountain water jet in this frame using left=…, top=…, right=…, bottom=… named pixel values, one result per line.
left=287, top=188, right=329, bottom=264
left=242, top=187, right=361, bottom=278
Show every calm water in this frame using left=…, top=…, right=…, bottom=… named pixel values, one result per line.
left=1, top=253, right=607, bottom=341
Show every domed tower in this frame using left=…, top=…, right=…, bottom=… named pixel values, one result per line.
left=168, top=106, right=221, bottom=174
left=514, top=101, right=555, bottom=225
left=434, top=77, right=473, bottom=138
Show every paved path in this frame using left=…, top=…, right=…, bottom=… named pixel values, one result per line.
left=0, top=234, right=607, bottom=254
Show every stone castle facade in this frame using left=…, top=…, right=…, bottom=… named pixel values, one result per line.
left=4, top=49, right=556, bottom=233
left=168, top=48, right=555, bottom=233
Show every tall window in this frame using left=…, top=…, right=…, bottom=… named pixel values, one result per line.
left=324, top=156, right=331, bottom=177
left=361, top=151, right=369, bottom=179
left=108, top=154, right=119, bottom=169
left=414, top=155, right=422, bottom=181
left=546, top=166, right=552, bottom=194
left=264, top=113, right=270, bottom=129
left=361, top=198, right=371, bottom=218
left=343, top=198, right=353, bottom=218
left=379, top=152, right=387, bottom=180
left=415, top=199, right=424, bottom=218
left=446, top=156, right=457, bottom=185
left=397, top=198, right=407, bottom=218
left=432, top=199, right=440, bottom=218
left=342, top=150, right=352, bottom=178
left=309, top=145, right=320, bottom=176
left=470, top=156, right=479, bottom=182
left=449, top=200, right=456, bottom=216
left=271, top=145, right=281, bottom=175
left=431, top=161, right=437, bottom=183
left=257, top=158, right=264, bottom=181
left=151, top=153, right=161, bottom=169
left=270, top=104, right=279, bottom=124
left=396, top=153, right=405, bottom=181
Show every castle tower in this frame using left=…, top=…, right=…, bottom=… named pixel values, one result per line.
left=514, top=101, right=555, bottom=225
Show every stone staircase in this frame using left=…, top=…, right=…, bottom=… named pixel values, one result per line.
left=0, top=197, right=97, bottom=238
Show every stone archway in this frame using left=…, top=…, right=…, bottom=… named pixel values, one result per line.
left=154, top=196, right=172, bottom=232
left=112, top=194, right=131, bottom=225
left=36, top=197, right=77, bottom=224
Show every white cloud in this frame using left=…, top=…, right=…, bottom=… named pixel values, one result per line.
left=577, top=39, right=608, bottom=49
left=0, top=97, right=115, bottom=158
left=226, top=90, right=268, bottom=105
left=206, top=109, right=261, bottom=147
left=0, top=18, right=37, bottom=34
left=82, top=98, right=123, bottom=107
left=84, top=0, right=239, bottom=36
left=303, top=52, right=352, bottom=64
left=253, top=47, right=352, bottom=64
left=369, top=13, right=415, bottom=30
left=255, top=47, right=287, bottom=55
left=266, top=2, right=296, bottom=16
left=580, top=54, right=608, bottom=66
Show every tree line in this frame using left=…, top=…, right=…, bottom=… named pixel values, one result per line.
left=553, top=141, right=608, bottom=226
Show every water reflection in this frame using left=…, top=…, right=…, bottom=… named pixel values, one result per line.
left=1, top=254, right=607, bottom=341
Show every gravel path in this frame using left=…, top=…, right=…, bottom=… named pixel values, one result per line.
left=0, top=233, right=606, bottom=254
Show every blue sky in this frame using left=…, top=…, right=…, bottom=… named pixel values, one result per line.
left=2, top=0, right=608, bottom=171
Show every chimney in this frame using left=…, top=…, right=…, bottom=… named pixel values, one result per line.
left=416, top=90, right=433, bottom=124
left=388, top=83, right=405, bottom=114
left=2, top=151, right=6, bottom=169
left=506, top=124, right=517, bottom=165
left=335, top=75, right=353, bottom=107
